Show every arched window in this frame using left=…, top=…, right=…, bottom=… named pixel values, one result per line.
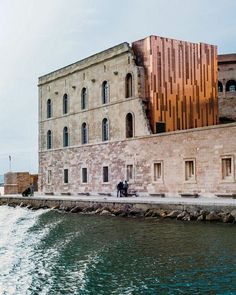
left=47, top=130, right=52, bottom=149
left=226, top=80, right=236, bottom=92
left=102, top=118, right=109, bottom=141
left=81, top=87, right=87, bottom=110
left=125, top=73, right=133, bottom=98
left=63, top=126, right=69, bottom=147
left=63, top=93, right=68, bottom=114
left=47, top=99, right=52, bottom=118
left=102, top=81, right=109, bottom=104
left=126, top=113, right=134, bottom=138
left=81, top=122, right=88, bottom=144
left=218, top=81, right=223, bottom=92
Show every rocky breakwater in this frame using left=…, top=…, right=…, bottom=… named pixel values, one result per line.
left=2, top=199, right=236, bottom=224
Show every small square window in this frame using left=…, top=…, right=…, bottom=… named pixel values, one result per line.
left=221, top=156, right=234, bottom=181
left=126, top=165, right=133, bottom=182
left=154, top=162, right=162, bottom=182
left=103, top=166, right=109, bottom=183
left=185, top=160, right=195, bottom=181
left=82, top=168, right=88, bottom=183
left=64, top=169, right=68, bottom=184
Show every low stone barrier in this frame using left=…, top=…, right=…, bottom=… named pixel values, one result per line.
left=1, top=196, right=236, bottom=224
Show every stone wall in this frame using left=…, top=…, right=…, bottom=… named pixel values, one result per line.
left=38, top=39, right=236, bottom=200
left=218, top=54, right=236, bottom=122
left=39, top=123, right=236, bottom=198
left=4, top=172, right=38, bottom=195
left=38, top=42, right=151, bottom=153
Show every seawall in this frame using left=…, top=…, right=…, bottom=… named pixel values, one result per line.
left=1, top=195, right=236, bottom=223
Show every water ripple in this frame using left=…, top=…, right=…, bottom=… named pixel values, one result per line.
left=0, top=209, right=236, bottom=294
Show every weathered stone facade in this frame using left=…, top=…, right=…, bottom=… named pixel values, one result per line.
left=39, top=123, right=236, bottom=197
left=38, top=42, right=151, bottom=152
left=4, top=172, right=38, bottom=195
left=38, top=36, right=236, bottom=198
left=218, top=54, right=236, bottom=122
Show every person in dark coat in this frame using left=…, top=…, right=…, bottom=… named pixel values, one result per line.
left=117, top=181, right=123, bottom=198
left=22, top=187, right=31, bottom=197
left=123, top=180, right=129, bottom=197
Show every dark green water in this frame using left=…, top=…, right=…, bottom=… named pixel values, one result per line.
left=0, top=206, right=236, bottom=294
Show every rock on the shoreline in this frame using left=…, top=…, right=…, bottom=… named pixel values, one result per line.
left=159, top=210, right=167, bottom=218
left=205, top=211, right=221, bottom=221
left=177, top=211, right=187, bottom=220
left=230, top=210, right=236, bottom=220
left=82, top=206, right=95, bottom=213
left=70, top=206, right=82, bottom=213
left=166, top=210, right=181, bottom=219
left=182, top=213, right=191, bottom=221
left=2, top=199, right=236, bottom=225
left=100, top=209, right=112, bottom=216
left=128, top=209, right=143, bottom=217
left=145, top=209, right=153, bottom=217
left=197, top=214, right=205, bottom=221
left=112, top=208, right=124, bottom=216
left=60, top=206, right=71, bottom=212
left=151, top=209, right=161, bottom=217
left=8, top=203, right=16, bottom=208
left=190, top=211, right=200, bottom=220
left=222, top=213, right=234, bottom=223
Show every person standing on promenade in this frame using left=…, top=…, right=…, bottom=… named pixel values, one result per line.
left=123, top=180, right=128, bottom=197
left=117, top=181, right=123, bottom=197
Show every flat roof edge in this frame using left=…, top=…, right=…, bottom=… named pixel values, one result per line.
left=39, top=42, right=131, bottom=81
left=132, top=34, right=217, bottom=47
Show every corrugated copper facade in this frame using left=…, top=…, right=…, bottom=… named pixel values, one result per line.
left=132, top=36, right=218, bottom=132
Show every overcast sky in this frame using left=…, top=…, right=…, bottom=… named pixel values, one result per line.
left=0, top=0, right=235, bottom=175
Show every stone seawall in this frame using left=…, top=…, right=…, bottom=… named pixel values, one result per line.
left=2, top=196, right=236, bottom=224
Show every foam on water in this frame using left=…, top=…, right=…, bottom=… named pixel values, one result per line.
left=0, top=207, right=236, bottom=294
left=0, top=206, right=54, bottom=295
left=28, top=223, right=102, bottom=294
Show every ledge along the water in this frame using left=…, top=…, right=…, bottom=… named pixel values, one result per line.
left=1, top=194, right=236, bottom=224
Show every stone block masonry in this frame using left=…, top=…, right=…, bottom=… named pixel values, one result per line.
left=218, top=53, right=236, bottom=123
left=38, top=36, right=236, bottom=199
left=4, top=172, right=38, bottom=195
left=39, top=122, right=236, bottom=198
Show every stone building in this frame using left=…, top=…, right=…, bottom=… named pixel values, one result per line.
left=38, top=35, right=236, bottom=197
left=4, top=172, right=38, bottom=195
left=218, top=54, right=236, bottom=123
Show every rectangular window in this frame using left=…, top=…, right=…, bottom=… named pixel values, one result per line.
left=222, top=156, right=234, bottom=181
left=185, top=160, right=195, bottom=181
left=154, top=162, right=162, bottom=181
left=82, top=168, right=88, bottom=183
left=103, top=166, right=109, bottom=183
left=47, top=170, right=52, bottom=184
left=64, top=169, right=68, bottom=184
left=126, top=165, right=133, bottom=182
